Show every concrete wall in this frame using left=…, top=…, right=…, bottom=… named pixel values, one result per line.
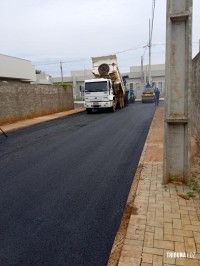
left=0, top=84, right=74, bottom=125
left=192, top=52, right=200, bottom=143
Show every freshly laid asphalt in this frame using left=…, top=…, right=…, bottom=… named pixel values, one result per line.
left=0, top=103, right=155, bottom=266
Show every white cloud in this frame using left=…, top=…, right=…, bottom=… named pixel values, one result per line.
left=0, top=0, right=199, bottom=76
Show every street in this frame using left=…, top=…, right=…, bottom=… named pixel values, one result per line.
left=0, top=103, right=155, bottom=266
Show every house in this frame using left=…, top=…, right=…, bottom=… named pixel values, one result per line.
left=0, top=54, right=36, bottom=83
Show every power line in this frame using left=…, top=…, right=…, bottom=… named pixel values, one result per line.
left=34, top=57, right=90, bottom=66
left=34, top=44, right=147, bottom=67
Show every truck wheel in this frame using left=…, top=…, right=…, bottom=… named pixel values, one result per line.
left=86, top=108, right=92, bottom=114
left=111, top=100, right=116, bottom=112
left=119, top=98, right=124, bottom=108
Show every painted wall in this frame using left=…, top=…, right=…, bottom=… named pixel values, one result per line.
left=0, top=54, right=36, bottom=82
left=0, top=84, right=74, bottom=125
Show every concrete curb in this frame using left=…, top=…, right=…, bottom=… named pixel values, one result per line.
left=0, top=108, right=85, bottom=134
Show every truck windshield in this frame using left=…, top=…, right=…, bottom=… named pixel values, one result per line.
left=85, top=81, right=107, bottom=92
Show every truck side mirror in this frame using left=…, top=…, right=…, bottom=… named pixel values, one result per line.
left=80, top=85, right=84, bottom=92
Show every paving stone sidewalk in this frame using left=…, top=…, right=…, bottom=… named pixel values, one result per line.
left=118, top=107, right=200, bottom=266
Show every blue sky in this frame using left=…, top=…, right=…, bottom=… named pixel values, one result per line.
left=0, top=0, right=199, bottom=77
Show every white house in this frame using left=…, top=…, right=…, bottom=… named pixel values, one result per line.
left=0, top=54, right=36, bottom=83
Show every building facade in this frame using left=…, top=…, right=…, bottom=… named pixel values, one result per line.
left=53, top=64, right=165, bottom=99
left=0, top=54, right=36, bottom=83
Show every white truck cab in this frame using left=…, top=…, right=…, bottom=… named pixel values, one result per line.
left=84, top=78, right=116, bottom=113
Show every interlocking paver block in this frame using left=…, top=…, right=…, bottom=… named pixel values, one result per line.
left=122, top=244, right=143, bottom=252
left=147, top=219, right=163, bottom=227
left=125, top=235, right=144, bottom=242
left=178, top=199, right=187, bottom=206
left=191, top=220, right=200, bottom=226
left=182, top=224, right=200, bottom=232
left=149, top=197, right=156, bottom=204
left=180, top=206, right=196, bottom=211
left=164, top=204, right=172, bottom=213
left=181, top=214, right=191, bottom=225
left=120, top=250, right=142, bottom=258
left=154, top=227, right=163, bottom=240
left=146, top=225, right=155, bottom=233
left=164, top=234, right=184, bottom=242
left=156, top=208, right=164, bottom=217
left=173, top=219, right=182, bottom=229
left=143, top=247, right=163, bottom=256
left=193, top=233, right=200, bottom=244
left=135, top=229, right=145, bottom=235
left=153, top=254, right=163, bottom=266
left=142, top=253, right=153, bottom=263
left=173, top=209, right=188, bottom=215
left=164, top=223, right=173, bottom=235
left=147, top=212, right=156, bottom=219
left=182, top=259, right=200, bottom=266
left=154, top=240, right=174, bottom=250
left=184, top=237, right=196, bottom=253
left=175, top=241, right=185, bottom=252
left=164, top=213, right=180, bottom=219
left=173, top=229, right=193, bottom=237
left=129, top=218, right=146, bottom=226
left=144, top=232, right=154, bottom=248
left=118, top=256, right=141, bottom=266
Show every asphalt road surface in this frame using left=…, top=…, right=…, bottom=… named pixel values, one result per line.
left=0, top=103, right=155, bottom=266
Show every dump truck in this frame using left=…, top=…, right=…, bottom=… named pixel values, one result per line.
left=83, top=55, right=126, bottom=113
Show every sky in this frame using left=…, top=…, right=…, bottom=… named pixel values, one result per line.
left=0, top=0, right=199, bottom=77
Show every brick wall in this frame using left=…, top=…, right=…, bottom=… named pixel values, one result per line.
left=192, top=52, right=200, bottom=143
left=0, top=84, right=74, bottom=125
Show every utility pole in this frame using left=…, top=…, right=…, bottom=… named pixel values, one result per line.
left=141, top=56, right=144, bottom=92
left=148, top=19, right=152, bottom=86
left=60, top=62, right=64, bottom=84
left=163, top=0, right=192, bottom=184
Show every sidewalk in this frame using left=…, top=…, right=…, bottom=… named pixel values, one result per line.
left=109, top=106, right=200, bottom=266
left=0, top=107, right=85, bottom=134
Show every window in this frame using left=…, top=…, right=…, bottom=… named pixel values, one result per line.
left=85, top=81, right=107, bottom=92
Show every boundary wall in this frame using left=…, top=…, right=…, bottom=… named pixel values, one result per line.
left=0, top=84, right=74, bottom=125
left=192, top=52, right=200, bottom=143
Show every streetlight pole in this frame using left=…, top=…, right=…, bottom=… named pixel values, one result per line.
left=60, top=62, right=64, bottom=84
left=148, top=19, right=152, bottom=86
left=141, top=55, right=144, bottom=91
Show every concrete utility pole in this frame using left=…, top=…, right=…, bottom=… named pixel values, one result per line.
left=148, top=19, right=152, bottom=85
left=60, top=62, right=64, bottom=84
left=141, top=56, right=144, bottom=92
left=163, top=0, right=192, bottom=184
